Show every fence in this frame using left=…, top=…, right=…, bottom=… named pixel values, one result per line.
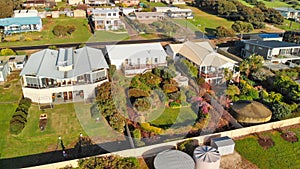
left=25, top=116, right=300, bottom=169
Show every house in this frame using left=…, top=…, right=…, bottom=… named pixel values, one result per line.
left=85, top=0, right=109, bottom=5
left=114, top=0, right=140, bottom=6
left=7, top=55, right=27, bottom=71
left=154, top=7, right=180, bottom=13
left=51, top=11, right=60, bottom=18
left=73, top=9, right=86, bottom=17
left=0, top=17, right=42, bottom=35
left=91, top=8, right=124, bottom=31
left=167, top=8, right=193, bottom=19
left=149, top=0, right=161, bottom=2
left=166, top=41, right=237, bottom=82
left=242, top=40, right=300, bottom=63
left=23, top=0, right=56, bottom=7
left=122, top=7, right=136, bottom=15
left=274, top=7, right=299, bottom=21
left=13, top=10, right=38, bottom=18
left=19, top=47, right=109, bottom=104
left=0, top=60, right=10, bottom=82
left=135, top=12, right=164, bottom=23
left=163, top=0, right=185, bottom=5
left=250, top=33, right=283, bottom=41
left=105, top=43, right=168, bottom=76
left=210, top=136, right=235, bottom=156
left=68, top=0, right=83, bottom=5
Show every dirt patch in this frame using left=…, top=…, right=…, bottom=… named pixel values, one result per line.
left=220, top=151, right=259, bottom=169
left=257, top=136, right=274, bottom=149
left=281, top=132, right=298, bottom=143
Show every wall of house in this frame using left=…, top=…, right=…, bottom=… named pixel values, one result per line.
left=0, top=63, right=10, bottom=82
left=22, top=79, right=108, bottom=103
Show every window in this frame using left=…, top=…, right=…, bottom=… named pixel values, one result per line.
left=113, top=13, right=116, bottom=16
left=106, top=21, right=111, bottom=24
left=154, top=58, right=158, bottom=63
left=137, top=58, right=140, bottom=64
left=108, top=13, right=111, bottom=16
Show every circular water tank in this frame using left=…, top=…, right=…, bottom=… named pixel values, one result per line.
left=154, top=149, right=195, bottom=169
left=193, top=146, right=221, bottom=169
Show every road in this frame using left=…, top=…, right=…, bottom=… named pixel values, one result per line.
left=1, top=38, right=174, bottom=51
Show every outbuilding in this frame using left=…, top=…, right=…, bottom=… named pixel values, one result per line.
left=211, top=136, right=235, bottom=156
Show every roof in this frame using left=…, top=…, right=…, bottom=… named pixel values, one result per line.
left=92, top=8, right=120, bottom=13
left=154, top=150, right=195, bottom=169
left=257, top=33, right=280, bottom=38
left=244, top=40, right=300, bottom=48
left=274, top=7, right=299, bottom=13
left=0, top=17, right=41, bottom=26
left=168, top=41, right=237, bottom=67
left=106, top=43, right=167, bottom=61
left=168, top=8, right=192, bottom=13
left=20, top=47, right=108, bottom=79
left=193, top=146, right=221, bottom=162
left=135, top=12, right=164, bottom=17
left=211, top=136, right=235, bottom=147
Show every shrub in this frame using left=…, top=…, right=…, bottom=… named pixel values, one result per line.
left=133, top=97, right=151, bottom=112
left=140, top=122, right=163, bottom=134
left=177, top=139, right=196, bottom=156
left=169, top=101, right=181, bottom=108
left=66, top=25, right=76, bottom=34
left=168, top=91, right=181, bottom=101
left=13, top=110, right=27, bottom=119
left=128, top=88, right=149, bottom=98
left=163, top=84, right=178, bottom=93
left=53, top=25, right=68, bottom=37
left=10, top=121, right=25, bottom=135
left=0, top=48, right=16, bottom=56
left=216, top=26, right=235, bottom=37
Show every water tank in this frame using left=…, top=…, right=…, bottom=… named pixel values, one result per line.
left=193, top=146, right=221, bottom=169
left=154, top=149, right=195, bottom=169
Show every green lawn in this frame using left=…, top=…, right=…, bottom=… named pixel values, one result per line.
left=140, top=0, right=167, bottom=7
left=150, top=107, right=197, bottom=129
left=87, top=31, right=130, bottom=42
left=275, top=19, right=300, bottom=31
left=175, top=5, right=234, bottom=35
left=238, top=0, right=299, bottom=8
left=235, top=127, right=300, bottom=169
left=0, top=103, right=124, bottom=159
left=0, top=17, right=91, bottom=48
left=0, top=78, right=22, bottom=103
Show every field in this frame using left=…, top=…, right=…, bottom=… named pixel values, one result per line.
left=175, top=5, right=234, bottom=35
left=87, top=31, right=130, bottom=42
left=239, top=0, right=299, bottom=8
left=140, top=0, right=167, bottom=8
left=0, top=17, right=91, bottom=48
left=275, top=19, right=300, bottom=31
left=235, top=126, right=300, bottom=169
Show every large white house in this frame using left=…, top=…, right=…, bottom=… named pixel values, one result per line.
left=91, top=8, right=124, bottom=31
left=20, top=47, right=109, bottom=104
left=166, top=41, right=237, bottom=82
left=106, top=43, right=168, bottom=76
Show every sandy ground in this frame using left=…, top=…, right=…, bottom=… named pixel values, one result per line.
left=220, top=151, right=259, bottom=169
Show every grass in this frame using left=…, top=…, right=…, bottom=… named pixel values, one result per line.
left=0, top=103, right=124, bottom=159
left=235, top=127, right=300, bottom=169
left=0, top=78, right=22, bottom=103
left=275, top=19, right=300, bottom=31
left=174, top=5, right=234, bottom=35
left=140, top=0, right=167, bottom=7
left=87, top=31, right=130, bottom=42
left=238, top=0, right=299, bottom=8
left=149, top=107, right=197, bottom=129
left=0, top=17, right=91, bottom=48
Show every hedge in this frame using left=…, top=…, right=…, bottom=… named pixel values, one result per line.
left=140, top=122, right=163, bottom=134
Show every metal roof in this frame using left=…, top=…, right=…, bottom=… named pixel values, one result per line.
left=20, top=47, right=108, bottom=79
left=244, top=40, right=300, bottom=48
left=154, top=150, right=195, bottom=169
left=258, top=33, right=280, bottom=38
left=211, top=136, right=235, bottom=147
left=0, top=17, right=41, bottom=26
left=274, top=7, right=300, bottom=13
left=193, top=146, right=221, bottom=162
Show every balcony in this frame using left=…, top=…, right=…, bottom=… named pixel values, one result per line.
left=201, top=71, right=224, bottom=79
left=122, top=63, right=167, bottom=76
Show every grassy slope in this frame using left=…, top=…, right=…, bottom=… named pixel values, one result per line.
left=235, top=128, right=300, bottom=169
left=275, top=19, right=300, bottom=31
left=0, top=17, right=91, bottom=48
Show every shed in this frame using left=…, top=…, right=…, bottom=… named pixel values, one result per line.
left=154, top=149, right=195, bottom=169
left=193, top=146, right=221, bottom=169
left=211, top=136, right=235, bottom=156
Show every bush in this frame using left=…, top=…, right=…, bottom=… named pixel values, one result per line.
left=216, top=26, right=236, bottom=37
left=169, top=101, right=181, bottom=108
left=53, top=24, right=76, bottom=37
left=10, top=121, right=25, bottom=135
left=163, top=84, right=178, bottom=93
left=128, top=88, right=149, bottom=98
left=133, top=97, right=151, bottom=112
left=0, top=48, right=16, bottom=56
left=168, top=91, right=181, bottom=101
left=140, top=122, right=163, bottom=134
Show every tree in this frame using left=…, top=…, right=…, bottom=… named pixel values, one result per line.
left=231, top=21, right=254, bottom=37
left=133, top=97, right=151, bottom=112
left=0, top=0, right=14, bottom=18
left=239, top=54, right=264, bottom=77
left=271, top=102, right=291, bottom=120
left=217, top=0, right=237, bottom=16
left=53, top=25, right=67, bottom=37
left=0, top=48, right=16, bottom=56
left=225, top=84, right=240, bottom=101
left=216, top=26, right=235, bottom=37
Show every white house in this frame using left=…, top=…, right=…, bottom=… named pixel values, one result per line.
left=91, top=8, right=124, bottom=31
left=210, top=136, right=235, bottom=156
left=7, top=55, right=27, bottom=71
left=167, top=8, right=193, bottom=19
left=13, top=10, right=38, bottom=18
left=106, top=43, right=168, bottom=76
left=0, top=60, right=10, bottom=82
left=134, top=12, right=164, bottom=23
left=166, top=41, right=237, bottom=82
left=154, top=7, right=180, bottom=13
left=68, top=0, right=83, bottom=5
left=0, top=17, right=42, bottom=35
left=163, top=0, right=185, bottom=5
left=274, top=7, right=299, bottom=21
left=85, top=0, right=109, bottom=5
left=20, top=47, right=109, bottom=104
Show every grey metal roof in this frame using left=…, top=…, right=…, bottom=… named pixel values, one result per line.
left=154, top=150, right=195, bottom=169
left=245, top=40, right=300, bottom=48
left=20, top=47, right=108, bottom=79
left=211, top=136, right=235, bottom=147
left=193, top=146, right=221, bottom=162
left=274, top=7, right=299, bottom=13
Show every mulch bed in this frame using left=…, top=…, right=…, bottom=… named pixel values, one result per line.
left=257, top=136, right=274, bottom=149
left=280, top=132, right=299, bottom=143
left=39, top=119, right=47, bottom=131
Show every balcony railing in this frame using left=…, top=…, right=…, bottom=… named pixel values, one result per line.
left=122, top=63, right=167, bottom=70
left=201, top=71, right=224, bottom=79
